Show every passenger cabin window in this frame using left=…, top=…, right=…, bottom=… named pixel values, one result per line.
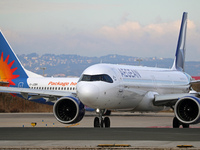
left=79, top=74, right=113, bottom=83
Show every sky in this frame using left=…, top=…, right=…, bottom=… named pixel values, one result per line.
left=0, top=0, right=200, bottom=61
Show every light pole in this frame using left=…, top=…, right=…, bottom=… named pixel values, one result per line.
left=40, top=67, right=46, bottom=76
left=136, top=58, right=142, bottom=66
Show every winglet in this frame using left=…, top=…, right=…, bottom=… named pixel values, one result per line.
left=172, top=12, right=188, bottom=71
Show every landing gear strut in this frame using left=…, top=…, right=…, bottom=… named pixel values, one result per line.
left=173, top=117, right=189, bottom=128
left=94, top=109, right=110, bottom=128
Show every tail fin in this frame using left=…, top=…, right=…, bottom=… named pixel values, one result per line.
left=172, top=12, right=188, bottom=71
left=0, top=31, right=41, bottom=87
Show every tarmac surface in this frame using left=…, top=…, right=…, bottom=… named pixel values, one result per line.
left=0, top=112, right=200, bottom=149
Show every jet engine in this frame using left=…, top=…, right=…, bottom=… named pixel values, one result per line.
left=53, top=96, right=85, bottom=124
left=175, top=96, right=200, bottom=124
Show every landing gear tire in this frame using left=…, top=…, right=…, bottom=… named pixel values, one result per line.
left=173, top=117, right=180, bottom=128
left=93, top=117, right=110, bottom=128
left=94, top=117, right=100, bottom=128
left=173, top=117, right=190, bottom=128
left=104, top=117, right=110, bottom=128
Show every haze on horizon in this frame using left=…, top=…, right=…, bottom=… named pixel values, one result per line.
left=0, top=0, right=200, bottom=61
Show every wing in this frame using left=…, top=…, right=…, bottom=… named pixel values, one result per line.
left=0, top=86, right=76, bottom=102
left=153, top=91, right=200, bottom=107
left=191, top=80, right=200, bottom=85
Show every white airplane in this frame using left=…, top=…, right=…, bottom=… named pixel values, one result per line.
left=76, top=12, right=200, bottom=128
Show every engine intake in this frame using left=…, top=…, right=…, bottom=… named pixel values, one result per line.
left=53, top=96, right=85, bottom=124
left=175, top=96, right=200, bottom=124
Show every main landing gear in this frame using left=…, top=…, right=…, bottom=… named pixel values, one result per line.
left=173, top=117, right=190, bottom=128
left=94, top=109, right=110, bottom=128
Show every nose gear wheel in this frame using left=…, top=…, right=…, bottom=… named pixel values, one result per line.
left=94, top=109, right=110, bottom=128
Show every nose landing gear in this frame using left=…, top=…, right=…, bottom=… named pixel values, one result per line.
left=94, top=109, right=110, bottom=128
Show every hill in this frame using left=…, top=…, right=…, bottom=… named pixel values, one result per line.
left=18, top=53, right=200, bottom=77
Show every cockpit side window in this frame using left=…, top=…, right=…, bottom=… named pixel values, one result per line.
left=79, top=74, right=113, bottom=83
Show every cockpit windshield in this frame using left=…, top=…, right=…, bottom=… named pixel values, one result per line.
left=79, top=74, right=113, bottom=83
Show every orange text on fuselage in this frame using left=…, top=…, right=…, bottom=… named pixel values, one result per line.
left=48, top=81, right=77, bottom=86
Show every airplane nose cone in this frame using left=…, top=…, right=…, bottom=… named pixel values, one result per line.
left=77, top=83, right=99, bottom=107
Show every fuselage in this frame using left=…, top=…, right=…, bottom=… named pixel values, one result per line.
left=27, top=77, right=78, bottom=92
left=12, top=76, right=79, bottom=104
left=77, top=63, right=191, bottom=111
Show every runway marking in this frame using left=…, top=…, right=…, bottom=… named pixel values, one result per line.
left=65, top=123, right=80, bottom=128
left=177, top=145, right=194, bottom=148
left=98, top=144, right=131, bottom=147
left=148, top=126, right=200, bottom=128
left=148, top=126, right=172, bottom=128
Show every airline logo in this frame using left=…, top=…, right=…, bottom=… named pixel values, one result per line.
left=48, top=81, right=77, bottom=86
left=0, top=52, right=19, bottom=86
left=118, top=68, right=141, bottom=78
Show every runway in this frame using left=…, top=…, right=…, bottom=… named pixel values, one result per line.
left=1, top=112, right=200, bottom=149
left=1, top=127, right=200, bottom=141
left=1, top=112, right=200, bottom=128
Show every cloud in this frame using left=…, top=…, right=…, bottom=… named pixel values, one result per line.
left=95, top=19, right=200, bottom=60
left=98, top=20, right=181, bottom=42
left=3, top=18, right=200, bottom=61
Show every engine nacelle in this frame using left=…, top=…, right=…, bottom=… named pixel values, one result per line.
left=175, top=96, right=200, bottom=124
left=53, top=96, right=85, bottom=124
